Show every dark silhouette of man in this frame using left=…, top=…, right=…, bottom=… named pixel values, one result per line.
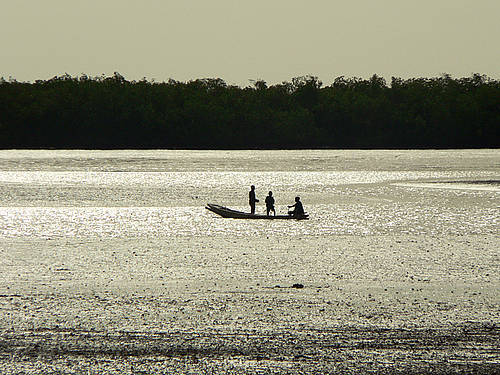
left=249, top=185, right=259, bottom=214
left=265, top=191, right=276, bottom=216
left=288, top=196, right=304, bottom=217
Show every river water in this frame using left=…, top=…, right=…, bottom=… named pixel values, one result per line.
left=0, top=149, right=498, bottom=374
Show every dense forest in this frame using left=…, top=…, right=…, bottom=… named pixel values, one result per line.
left=0, top=73, right=498, bottom=149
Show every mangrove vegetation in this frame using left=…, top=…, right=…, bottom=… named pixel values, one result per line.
left=0, top=73, right=498, bottom=149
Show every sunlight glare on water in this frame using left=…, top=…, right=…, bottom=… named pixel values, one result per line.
left=0, top=150, right=498, bottom=239
left=0, top=149, right=498, bottom=375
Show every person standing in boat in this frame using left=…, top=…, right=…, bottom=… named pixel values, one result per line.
left=249, top=185, right=259, bottom=214
left=288, top=196, right=305, bottom=217
left=265, top=191, right=276, bottom=216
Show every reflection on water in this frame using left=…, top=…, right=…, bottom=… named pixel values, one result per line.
left=0, top=203, right=497, bottom=239
left=0, top=150, right=498, bottom=239
left=0, top=150, right=498, bottom=375
left=396, top=180, right=500, bottom=192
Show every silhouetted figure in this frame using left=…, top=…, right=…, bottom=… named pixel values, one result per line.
left=288, top=196, right=305, bottom=217
left=249, top=185, right=259, bottom=214
left=265, top=191, right=276, bottom=216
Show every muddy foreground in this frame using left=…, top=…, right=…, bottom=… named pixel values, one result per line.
left=1, top=235, right=499, bottom=374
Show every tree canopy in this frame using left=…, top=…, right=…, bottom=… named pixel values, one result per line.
left=0, top=73, right=498, bottom=149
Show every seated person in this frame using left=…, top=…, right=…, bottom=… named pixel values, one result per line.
left=288, top=196, right=305, bottom=217
left=265, top=191, right=276, bottom=216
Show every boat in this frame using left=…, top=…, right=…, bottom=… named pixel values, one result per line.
left=205, top=203, right=309, bottom=220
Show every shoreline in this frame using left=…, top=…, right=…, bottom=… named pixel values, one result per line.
left=1, top=234, right=498, bottom=373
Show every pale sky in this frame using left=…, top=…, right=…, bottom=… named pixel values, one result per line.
left=1, top=0, right=499, bottom=86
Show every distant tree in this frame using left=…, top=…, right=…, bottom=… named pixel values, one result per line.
left=0, top=73, right=498, bottom=149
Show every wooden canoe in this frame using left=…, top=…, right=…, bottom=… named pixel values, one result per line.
left=206, top=203, right=309, bottom=220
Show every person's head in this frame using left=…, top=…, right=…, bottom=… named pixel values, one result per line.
left=268, top=191, right=272, bottom=196
left=251, top=185, right=255, bottom=190
left=295, top=196, right=300, bottom=202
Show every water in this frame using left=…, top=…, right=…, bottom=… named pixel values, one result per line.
left=0, top=150, right=498, bottom=239
left=0, top=149, right=499, bottom=373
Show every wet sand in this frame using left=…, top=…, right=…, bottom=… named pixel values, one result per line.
left=1, top=234, right=498, bottom=374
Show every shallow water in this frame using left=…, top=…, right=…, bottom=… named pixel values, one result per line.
left=0, top=150, right=498, bottom=239
left=0, top=149, right=499, bottom=374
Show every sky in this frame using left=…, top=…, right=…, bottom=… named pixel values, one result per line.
left=1, top=0, right=499, bottom=86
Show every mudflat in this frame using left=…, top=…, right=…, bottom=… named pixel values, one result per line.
left=1, top=235, right=498, bottom=374
left=0, top=149, right=498, bottom=373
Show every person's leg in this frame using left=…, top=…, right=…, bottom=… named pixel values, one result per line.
left=251, top=203, right=255, bottom=214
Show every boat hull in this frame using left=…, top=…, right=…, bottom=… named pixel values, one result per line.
left=205, top=204, right=308, bottom=220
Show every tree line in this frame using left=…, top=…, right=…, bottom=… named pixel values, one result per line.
left=0, top=73, right=498, bottom=149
